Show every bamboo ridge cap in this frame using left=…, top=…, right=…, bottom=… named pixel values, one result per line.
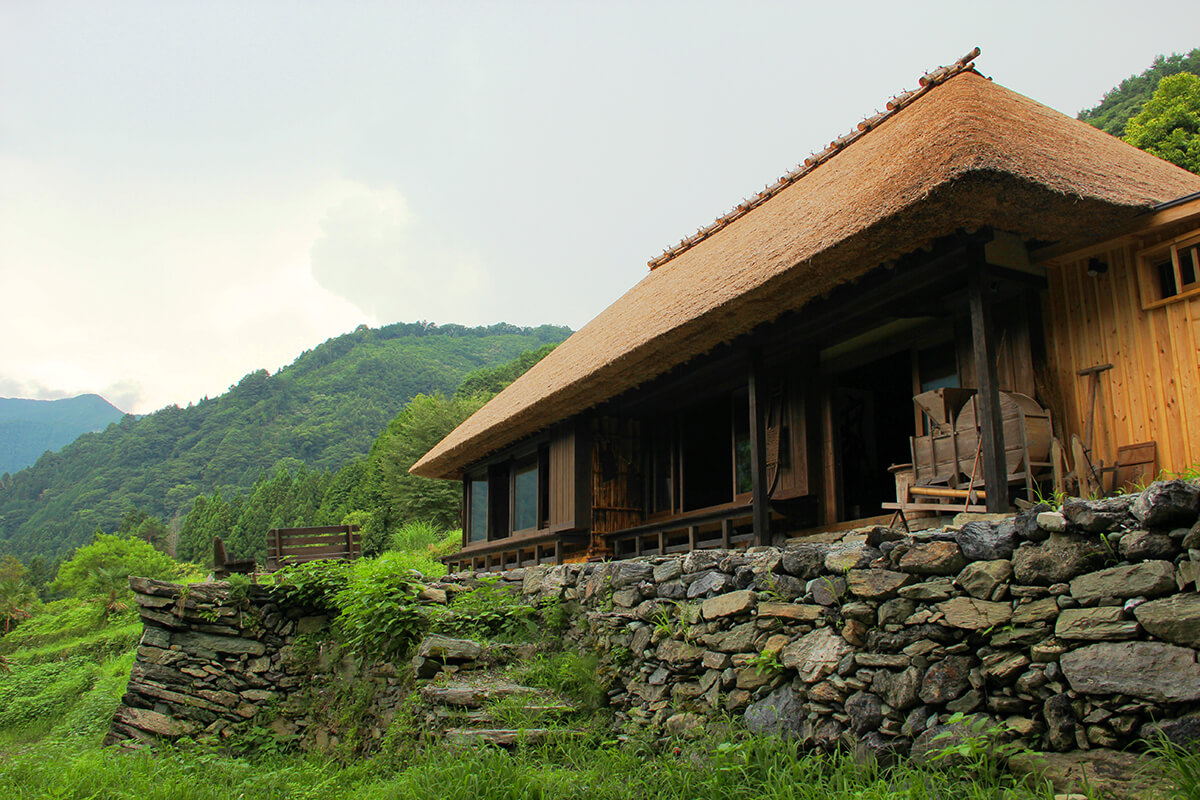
left=647, top=46, right=983, bottom=271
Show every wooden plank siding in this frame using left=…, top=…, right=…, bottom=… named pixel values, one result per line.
left=1042, top=237, right=1200, bottom=477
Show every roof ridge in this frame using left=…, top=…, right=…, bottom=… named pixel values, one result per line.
left=647, top=47, right=983, bottom=270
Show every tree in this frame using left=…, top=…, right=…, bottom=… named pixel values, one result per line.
left=1080, top=49, right=1200, bottom=136
left=378, top=393, right=487, bottom=531
left=1123, top=72, right=1200, bottom=174
left=0, top=554, right=27, bottom=582
left=52, top=533, right=182, bottom=598
left=0, top=578, right=38, bottom=633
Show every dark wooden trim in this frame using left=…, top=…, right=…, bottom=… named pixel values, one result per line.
left=748, top=350, right=770, bottom=545
left=967, top=249, right=1010, bottom=512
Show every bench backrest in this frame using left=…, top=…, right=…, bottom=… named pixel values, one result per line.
left=265, top=525, right=362, bottom=572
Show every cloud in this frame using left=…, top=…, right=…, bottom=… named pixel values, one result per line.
left=309, top=184, right=490, bottom=323
left=100, top=380, right=143, bottom=414
left=0, top=378, right=73, bottom=402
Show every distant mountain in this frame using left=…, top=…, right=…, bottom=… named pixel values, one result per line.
left=0, top=394, right=126, bottom=475
left=0, top=321, right=571, bottom=561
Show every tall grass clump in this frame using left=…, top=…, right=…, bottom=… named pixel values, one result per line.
left=385, top=521, right=459, bottom=577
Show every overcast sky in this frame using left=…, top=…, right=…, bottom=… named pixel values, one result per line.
left=2, top=2, right=1198, bottom=415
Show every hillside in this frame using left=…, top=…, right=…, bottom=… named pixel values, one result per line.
left=1078, top=48, right=1200, bottom=136
left=0, top=395, right=126, bottom=475
left=0, top=322, right=570, bottom=562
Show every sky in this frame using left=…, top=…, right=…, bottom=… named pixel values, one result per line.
left=2, top=2, right=1198, bottom=415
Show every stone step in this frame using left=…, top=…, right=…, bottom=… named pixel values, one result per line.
left=432, top=702, right=577, bottom=723
left=441, top=727, right=583, bottom=746
left=420, top=680, right=539, bottom=708
left=411, top=637, right=538, bottom=678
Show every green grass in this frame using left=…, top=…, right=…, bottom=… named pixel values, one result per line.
left=0, top=729, right=1073, bottom=800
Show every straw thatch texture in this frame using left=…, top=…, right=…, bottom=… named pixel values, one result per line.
left=412, top=71, right=1200, bottom=480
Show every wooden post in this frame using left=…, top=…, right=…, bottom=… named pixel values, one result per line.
left=967, top=252, right=1009, bottom=512
left=748, top=350, right=770, bottom=545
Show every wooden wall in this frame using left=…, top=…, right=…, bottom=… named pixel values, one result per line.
left=590, top=417, right=643, bottom=542
left=1042, top=234, right=1200, bottom=477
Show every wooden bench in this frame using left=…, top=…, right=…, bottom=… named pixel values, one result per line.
left=265, top=525, right=362, bottom=572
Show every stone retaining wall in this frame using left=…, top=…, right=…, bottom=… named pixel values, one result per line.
left=109, top=480, right=1200, bottom=760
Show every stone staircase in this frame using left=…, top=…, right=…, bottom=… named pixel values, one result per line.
left=412, top=634, right=581, bottom=746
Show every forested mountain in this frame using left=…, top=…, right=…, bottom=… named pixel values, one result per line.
left=0, top=395, right=125, bottom=475
left=0, top=322, right=570, bottom=561
left=1078, top=48, right=1200, bottom=136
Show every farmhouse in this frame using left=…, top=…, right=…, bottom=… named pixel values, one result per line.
left=411, top=49, right=1200, bottom=572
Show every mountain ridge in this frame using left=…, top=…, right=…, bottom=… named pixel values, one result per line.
left=0, top=394, right=127, bottom=475
left=0, top=321, right=570, bottom=561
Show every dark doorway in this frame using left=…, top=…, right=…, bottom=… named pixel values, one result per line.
left=681, top=397, right=733, bottom=511
left=833, top=352, right=914, bottom=520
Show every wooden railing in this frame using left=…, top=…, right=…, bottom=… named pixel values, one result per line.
left=604, top=505, right=759, bottom=559
left=443, top=530, right=576, bottom=574
left=265, top=525, right=361, bottom=572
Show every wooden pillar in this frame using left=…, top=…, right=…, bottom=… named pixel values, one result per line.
left=967, top=251, right=1009, bottom=512
left=748, top=350, right=770, bottom=545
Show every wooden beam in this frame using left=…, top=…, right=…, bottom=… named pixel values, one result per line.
left=967, top=251, right=1009, bottom=512
left=748, top=350, right=770, bottom=546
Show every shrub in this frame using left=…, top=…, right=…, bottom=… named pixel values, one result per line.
left=331, top=553, right=423, bottom=660
left=52, top=534, right=183, bottom=598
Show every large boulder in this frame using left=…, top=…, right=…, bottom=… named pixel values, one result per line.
left=1131, top=479, right=1200, bottom=528
left=743, top=687, right=804, bottom=738
left=956, top=520, right=1017, bottom=561
left=937, top=596, right=1012, bottom=630
left=1060, top=641, right=1200, bottom=702
left=919, top=656, right=972, bottom=705
left=779, top=544, right=834, bottom=579
left=1117, top=530, right=1178, bottom=562
left=845, top=691, right=883, bottom=734
left=1013, top=503, right=1052, bottom=542
left=1132, top=593, right=1200, bottom=647
left=1011, top=533, right=1107, bottom=586
left=1062, top=495, right=1134, bottom=533
left=1008, top=749, right=1173, bottom=800
left=1068, top=561, right=1176, bottom=605
left=898, top=541, right=966, bottom=575
left=956, top=560, right=1013, bottom=599
left=780, top=627, right=853, bottom=683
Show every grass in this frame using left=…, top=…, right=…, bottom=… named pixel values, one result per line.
left=0, top=727, right=1081, bottom=800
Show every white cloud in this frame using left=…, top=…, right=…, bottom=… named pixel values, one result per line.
left=309, top=183, right=491, bottom=323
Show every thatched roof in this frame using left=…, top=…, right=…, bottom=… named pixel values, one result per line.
left=412, top=58, right=1200, bottom=480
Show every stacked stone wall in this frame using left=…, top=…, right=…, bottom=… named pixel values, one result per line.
left=110, top=480, right=1200, bottom=760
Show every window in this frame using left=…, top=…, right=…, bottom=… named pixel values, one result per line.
left=513, top=458, right=539, bottom=533
left=1138, top=234, right=1200, bottom=308
left=467, top=478, right=488, bottom=542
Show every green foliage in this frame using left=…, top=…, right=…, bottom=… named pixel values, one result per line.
left=0, top=576, right=39, bottom=634
left=747, top=647, right=783, bottom=677
left=515, top=650, right=605, bottom=712
left=929, top=712, right=1026, bottom=783
left=330, top=554, right=423, bottom=660
left=425, top=577, right=538, bottom=640
left=51, top=533, right=183, bottom=598
left=454, top=343, right=558, bottom=399
left=0, top=554, right=28, bottom=582
left=269, top=559, right=352, bottom=612
left=376, top=393, right=487, bottom=531
left=1124, top=72, right=1200, bottom=174
left=0, top=323, right=570, bottom=563
left=1080, top=48, right=1200, bottom=136
left=1147, top=735, right=1200, bottom=799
